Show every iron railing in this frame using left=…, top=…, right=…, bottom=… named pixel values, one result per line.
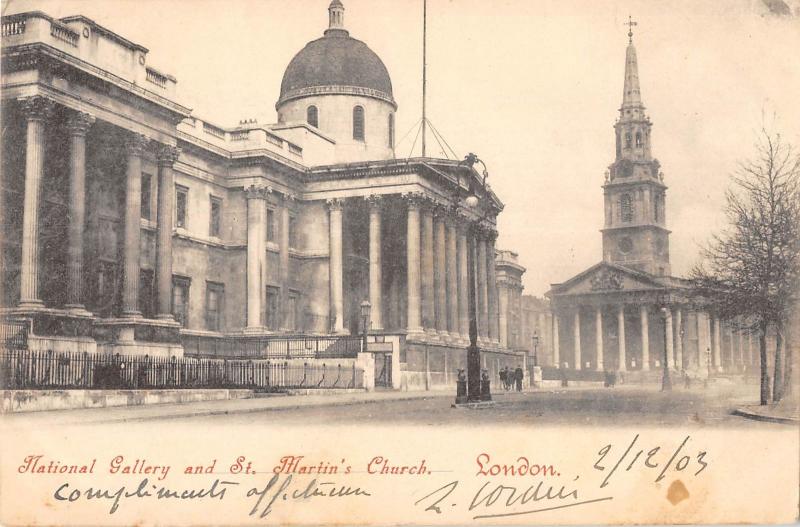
left=181, top=333, right=362, bottom=360
left=0, top=349, right=364, bottom=391
left=1, top=320, right=28, bottom=351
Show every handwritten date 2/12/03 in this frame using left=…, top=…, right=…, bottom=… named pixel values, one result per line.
left=593, top=434, right=708, bottom=488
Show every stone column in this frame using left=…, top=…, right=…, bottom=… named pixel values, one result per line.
left=595, top=306, right=604, bottom=371
left=618, top=305, right=627, bottom=372
left=64, top=111, right=95, bottom=312
left=664, top=307, right=674, bottom=370
left=328, top=198, right=345, bottom=334
left=18, top=96, right=54, bottom=309
left=697, top=310, right=711, bottom=375
left=280, top=193, right=293, bottom=330
left=457, top=223, right=469, bottom=339
left=122, top=133, right=149, bottom=318
left=446, top=215, right=459, bottom=338
left=246, top=185, right=269, bottom=329
left=486, top=231, right=500, bottom=343
left=155, top=144, right=180, bottom=319
left=433, top=208, right=448, bottom=337
left=712, top=316, right=722, bottom=371
left=498, top=283, right=509, bottom=348
left=640, top=305, right=650, bottom=371
left=573, top=308, right=582, bottom=370
left=674, top=308, right=683, bottom=370
left=476, top=233, right=488, bottom=341
left=421, top=201, right=435, bottom=333
left=553, top=313, right=561, bottom=367
left=405, top=193, right=423, bottom=335
left=366, top=195, right=383, bottom=330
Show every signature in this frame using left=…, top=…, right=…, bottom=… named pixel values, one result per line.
left=246, top=474, right=371, bottom=518
left=414, top=479, right=612, bottom=520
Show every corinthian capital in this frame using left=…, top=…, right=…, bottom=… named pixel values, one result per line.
left=157, top=144, right=181, bottom=167
left=326, top=197, right=345, bottom=211
left=245, top=184, right=272, bottom=200
left=18, top=96, right=55, bottom=121
left=364, top=194, right=384, bottom=211
left=65, top=111, right=95, bottom=137
left=401, top=191, right=426, bottom=210
left=124, top=133, right=150, bottom=157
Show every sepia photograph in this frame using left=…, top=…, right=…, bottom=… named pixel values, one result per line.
left=0, top=0, right=798, bottom=524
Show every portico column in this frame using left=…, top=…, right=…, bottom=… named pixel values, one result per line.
left=404, top=193, right=423, bottom=334
left=64, top=111, right=95, bottom=312
left=328, top=198, right=345, bottom=334
left=595, top=306, right=604, bottom=371
left=122, top=133, right=149, bottom=317
left=421, top=201, right=435, bottom=333
left=155, top=144, right=180, bottom=319
left=552, top=313, right=561, bottom=367
left=674, top=308, right=683, bottom=369
left=618, top=305, right=627, bottom=372
left=433, top=208, right=448, bottom=337
left=476, top=232, right=488, bottom=341
left=18, top=96, right=54, bottom=309
left=498, top=282, right=509, bottom=348
left=246, top=185, right=269, bottom=329
left=366, top=195, right=383, bottom=330
left=456, top=223, right=469, bottom=339
left=712, top=316, right=722, bottom=371
left=486, top=231, right=500, bottom=343
left=280, top=193, right=293, bottom=331
left=640, top=305, right=650, bottom=371
left=446, top=215, right=459, bottom=338
left=665, top=307, right=674, bottom=370
left=573, top=308, right=582, bottom=370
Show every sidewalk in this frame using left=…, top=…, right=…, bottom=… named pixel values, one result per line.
left=0, top=390, right=452, bottom=428
left=733, top=398, right=800, bottom=425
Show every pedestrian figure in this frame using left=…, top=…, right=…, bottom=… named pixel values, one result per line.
left=682, top=368, right=691, bottom=389
left=514, top=366, right=523, bottom=391
left=499, top=367, right=507, bottom=391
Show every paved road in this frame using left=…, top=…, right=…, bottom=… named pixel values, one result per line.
left=176, top=383, right=778, bottom=428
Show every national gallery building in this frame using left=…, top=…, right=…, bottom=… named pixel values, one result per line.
left=0, top=2, right=528, bottom=389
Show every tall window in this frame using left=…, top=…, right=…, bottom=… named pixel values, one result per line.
left=205, top=281, right=224, bottom=331
left=266, top=208, right=276, bottom=242
left=619, top=193, right=633, bottom=223
left=266, top=286, right=280, bottom=330
left=307, top=105, right=318, bottom=128
left=209, top=196, right=222, bottom=237
left=635, top=131, right=643, bottom=148
left=288, top=214, right=298, bottom=249
left=388, top=113, right=395, bottom=148
left=353, top=105, right=365, bottom=141
left=172, top=276, right=190, bottom=327
left=625, top=132, right=632, bottom=149
left=140, top=174, right=152, bottom=220
left=175, top=185, right=188, bottom=229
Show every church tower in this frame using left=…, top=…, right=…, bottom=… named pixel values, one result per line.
left=601, top=22, right=671, bottom=276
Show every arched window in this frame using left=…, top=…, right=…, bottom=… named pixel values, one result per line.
left=625, top=132, right=632, bottom=149
left=353, top=105, right=365, bottom=141
left=388, top=113, right=395, bottom=148
left=306, top=105, right=318, bottom=128
left=635, top=131, right=643, bottom=148
left=619, top=193, right=633, bottom=222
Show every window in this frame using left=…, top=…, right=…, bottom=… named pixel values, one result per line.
left=388, top=113, right=395, bottom=148
left=139, top=269, right=155, bottom=318
left=266, top=286, right=280, bottom=330
left=353, top=105, right=364, bottom=141
left=205, top=281, right=224, bottom=331
left=172, top=276, right=190, bottom=327
left=307, top=105, right=318, bottom=128
left=140, top=174, right=152, bottom=220
left=635, top=131, right=643, bottom=148
left=175, top=185, right=188, bottom=229
left=266, top=208, right=276, bottom=243
left=625, top=132, right=632, bottom=149
left=288, top=214, right=298, bottom=249
left=619, top=193, right=633, bottom=223
left=210, top=196, right=222, bottom=237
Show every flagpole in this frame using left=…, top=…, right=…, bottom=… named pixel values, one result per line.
left=421, top=0, right=427, bottom=157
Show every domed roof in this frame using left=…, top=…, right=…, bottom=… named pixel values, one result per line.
left=278, top=22, right=395, bottom=108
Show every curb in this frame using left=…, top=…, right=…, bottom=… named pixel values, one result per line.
left=732, top=408, right=799, bottom=425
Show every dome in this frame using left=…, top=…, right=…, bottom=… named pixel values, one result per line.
left=278, top=30, right=395, bottom=108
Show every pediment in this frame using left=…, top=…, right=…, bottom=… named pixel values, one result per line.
left=551, top=262, right=665, bottom=297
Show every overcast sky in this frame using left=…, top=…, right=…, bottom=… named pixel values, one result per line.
left=5, top=0, right=800, bottom=296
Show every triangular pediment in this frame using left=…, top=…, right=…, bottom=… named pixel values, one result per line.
left=550, top=262, right=668, bottom=297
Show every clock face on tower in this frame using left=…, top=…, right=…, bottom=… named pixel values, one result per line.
left=618, top=236, right=633, bottom=254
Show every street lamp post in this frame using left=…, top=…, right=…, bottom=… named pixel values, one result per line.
left=360, top=300, right=371, bottom=354
left=656, top=292, right=672, bottom=391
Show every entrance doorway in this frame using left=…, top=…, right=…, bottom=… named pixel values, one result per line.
left=374, top=352, right=392, bottom=388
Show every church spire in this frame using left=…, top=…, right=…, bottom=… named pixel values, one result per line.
left=621, top=16, right=642, bottom=111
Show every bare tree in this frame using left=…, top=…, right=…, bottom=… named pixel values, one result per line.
left=692, top=127, right=800, bottom=405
